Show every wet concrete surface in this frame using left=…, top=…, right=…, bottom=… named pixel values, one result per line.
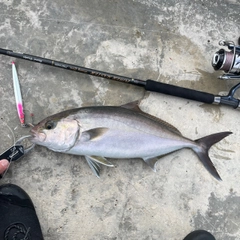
left=0, top=0, right=240, bottom=239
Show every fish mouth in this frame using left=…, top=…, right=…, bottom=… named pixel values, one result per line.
left=30, top=129, right=46, bottom=143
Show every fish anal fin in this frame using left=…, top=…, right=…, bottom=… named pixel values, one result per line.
left=121, top=101, right=182, bottom=135
left=84, top=128, right=108, bottom=141
left=87, top=155, right=114, bottom=167
left=143, top=157, right=159, bottom=172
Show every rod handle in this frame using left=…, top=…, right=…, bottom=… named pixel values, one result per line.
left=145, top=80, right=215, bottom=104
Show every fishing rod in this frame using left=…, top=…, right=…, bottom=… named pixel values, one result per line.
left=1, top=47, right=240, bottom=109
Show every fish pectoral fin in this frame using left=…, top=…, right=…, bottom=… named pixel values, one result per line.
left=83, top=128, right=109, bottom=141
left=87, top=155, right=114, bottom=167
left=85, top=156, right=101, bottom=178
left=143, top=157, right=159, bottom=172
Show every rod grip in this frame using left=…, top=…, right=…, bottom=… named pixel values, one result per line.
left=145, top=80, right=215, bottom=104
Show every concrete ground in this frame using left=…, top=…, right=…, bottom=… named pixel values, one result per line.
left=0, top=0, right=240, bottom=239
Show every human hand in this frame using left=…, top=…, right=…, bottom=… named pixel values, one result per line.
left=0, top=159, right=10, bottom=175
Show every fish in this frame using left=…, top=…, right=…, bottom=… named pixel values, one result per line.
left=30, top=101, right=232, bottom=180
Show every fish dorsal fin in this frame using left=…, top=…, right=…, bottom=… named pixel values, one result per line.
left=145, top=115, right=182, bottom=135
left=121, top=101, right=182, bottom=135
left=120, top=101, right=142, bottom=112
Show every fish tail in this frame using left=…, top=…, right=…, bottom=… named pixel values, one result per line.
left=194, top=131, right=232, bottom=181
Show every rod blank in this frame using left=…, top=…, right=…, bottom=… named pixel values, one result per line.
left=0, top=47, right=216, bottom=105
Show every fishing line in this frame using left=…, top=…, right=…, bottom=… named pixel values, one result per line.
left=0, top=106, right=35, bottom=179
left=4, top=122, right=16, bottom=145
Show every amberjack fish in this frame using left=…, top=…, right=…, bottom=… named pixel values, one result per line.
left=30, top=102, right=232, bottom=180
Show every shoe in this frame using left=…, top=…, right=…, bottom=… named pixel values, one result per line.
left=0, top=183, right=44, bottom=240
left=183, top=230, right=216, bottom=240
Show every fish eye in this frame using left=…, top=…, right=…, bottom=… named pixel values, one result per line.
left=45, top=121, right=56, bottom=130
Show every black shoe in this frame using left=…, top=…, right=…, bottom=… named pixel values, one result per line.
left=0, top=184, right=44, bottom=240
left=183, top=230, right=216, bottom=240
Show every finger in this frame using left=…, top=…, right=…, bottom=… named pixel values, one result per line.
left=0, top=160, right=10, bottom=175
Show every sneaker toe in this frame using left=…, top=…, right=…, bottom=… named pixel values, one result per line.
left=183, top=230, right=216, bottom=240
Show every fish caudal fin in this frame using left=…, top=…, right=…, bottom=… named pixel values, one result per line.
left=194, top=131, right=232, bottom=181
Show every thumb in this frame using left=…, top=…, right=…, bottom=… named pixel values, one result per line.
left=0, top=160, right=10, bottom=175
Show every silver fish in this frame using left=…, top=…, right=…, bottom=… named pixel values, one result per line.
left=30, top=101, right=232, bottom=180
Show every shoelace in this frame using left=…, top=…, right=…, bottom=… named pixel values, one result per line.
left=4, top=223, right=30, bottom=240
